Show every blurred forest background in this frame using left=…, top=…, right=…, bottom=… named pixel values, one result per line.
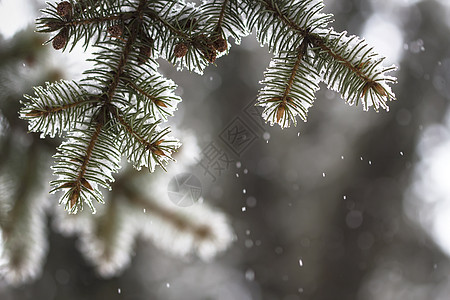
left=1, top=0, right=450, bottom=299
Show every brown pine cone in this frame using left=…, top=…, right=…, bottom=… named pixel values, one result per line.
left=202, top=44, right=217, bottom=63
left=213, top=36, right=227, bottom=52
left=52, top=29, right=68, bottom=50
left=174, top=43, right=188, bottom=58
left=107, top=25, right=123, bottom=38
left=56, top=1, right=72, bottom=17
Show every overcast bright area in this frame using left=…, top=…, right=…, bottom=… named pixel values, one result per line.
left=1, top=0, right=450, bottom=299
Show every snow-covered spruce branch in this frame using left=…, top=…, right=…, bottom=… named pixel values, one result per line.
left=258, top=41, right=321, bottom=127
left=247, top=0, right=396, bottom=126
left=0, top=144, right=48, bottom=285
left=122, top=184, right=234, bottom=261
left=37, top=0, right=129, bottom=50
left=21, top=0, right=397, bottom=212
left=51, top=168, right=234, bottom=277
left=23, top=0, right=180, bottom=213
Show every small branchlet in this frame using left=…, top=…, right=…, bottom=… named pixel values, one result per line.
left=362, top=81, right=388, bottom=98
left=150, top=140, right=166, bottom=157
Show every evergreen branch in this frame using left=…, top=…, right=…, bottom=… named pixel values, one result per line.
left=20, top=0, right=399, bottom=218
left=282, top=41, right=307, bottom=100
left=118, top=57, right=181, bottom=120
left=38, top=0, right=127, bottom=50
left=114, top=108, right=179, bottom=172
left=40, top=14, right=124, bottom=30
left=20, top=80, right=97, bottom=137
left=93, top=195, right=120, bottom=263
left=75, top=119, right=104, bottom=191
left=258, top=43, right=321, bottom=127
left=130, top=193, right=215, bottom=242
left=309, top=31, right=383, bottom=92
left=144, top=1, right=220, bottom=72
left=123, top=186, right=234, bottom=260
left=123, top=78, right=159, bottom=103
left=120, top=73, right=180, bottom=120
left=52, top=119, right=103, bottom=212
left=216, top=0, right=229, bottom=30
left=113, top=109, right=156, bottom=149
left=50, top=32, right=135, bottom=211
left=87, top=41, right=181, bottom=120
left=9, top=0, right=402, bottom=281
left=26, top=99, right=87, bottom=115
left=248, top=0, right=396, bottom=114
left=0, top=144, right=48, bottom=284
left=311, top=30, right=397, bottom=110
left=104, top=23, right=141, bottom=103
left=78, top=195, right=137, bottom=277
left=145, top=1, right=191, bottom=40
left=258, top=0, right=307, bottom=36
left=51, top=119, right=121, bottom=213
left=246, top=0, right=332, bottom=53
left=199, top=0, right=248, bottom=54
left=50, top=0, right=151, bottom=212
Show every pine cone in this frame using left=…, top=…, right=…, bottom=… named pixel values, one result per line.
left=213, top=36, right=227, bottom=52
left=52, top=29, right=68, bottom=50
left=56, top=1, right=72, bottom=17
left=202, top=44, right=216, bottom=63
left=107, top=25, right=123, bottom=38
left=174, top=43, right=188, bottom=58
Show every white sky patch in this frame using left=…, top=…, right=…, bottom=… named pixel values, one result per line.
left=405, top=111, right=450, bottom=257
left=0, top=0, right=43, bottom=39
left=0, top=0, right=93, bottom=81
left=362, top=15, right=403, bottom=65
left=396, top=0, right=423, bottom=5
left=368, top=0, right=424, bottom=9
left=437, top=0, right=450, bottom=8
left=434, top=0, right=450, bottom=30
left=51, top=44, right=96, bottom=81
